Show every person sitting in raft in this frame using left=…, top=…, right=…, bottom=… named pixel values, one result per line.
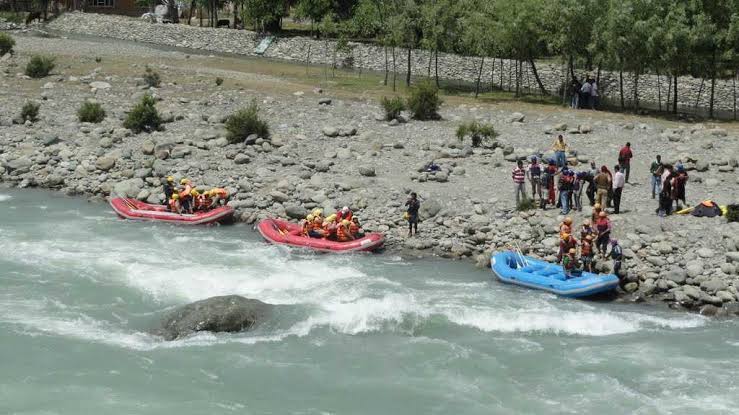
left=163, top=176, right=176, bottom=205
left=168, top=192, right=181, bottom=214
left=558, top=233, right=578, bottom=263
left=581, top=234, right=595, bottom=272
left=208, top=188, right=230, bottom=208
left=323, top=214, right=338, bottom=240
left=179, top=178, right=194, bottom=214
left=336, top=219, right=355, bottom=242
left=336, top=206, right=353, bottom=223
left=349, top=216, right=364, bottom=238
left=302, top=214, right=315, bottom=236
left=307, top=214, right=325, bottom=238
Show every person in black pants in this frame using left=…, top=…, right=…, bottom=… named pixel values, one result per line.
left=162, top=176, right=175, bottom=205
left=405, top=192, right=420, bottom=237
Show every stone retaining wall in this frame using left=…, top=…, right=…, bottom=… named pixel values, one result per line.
left=46, top=12, right=738, bottom=116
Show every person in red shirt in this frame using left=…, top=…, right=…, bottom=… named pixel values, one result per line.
left=618, top=142, right=633, bottom=183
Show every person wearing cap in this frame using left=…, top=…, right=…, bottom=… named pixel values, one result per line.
left=405, top=192, right=420, bottom=237
left=336, top=206, right=353, bottom=223
left=336, top=219, right=355, bottom=242
left=563, top=248, right=578, bottom=278
left=168, top=192, right=181, bottom=213
left=163, top=176, right=176, bottom=205
left=612, top=164, right=625, bottom=214
left=559, top=217, right=573, bottom=239
left=558, top=233, right=578, bottom=263
left=608, top=239, right=624, bottom=287
left=527, top=156, right=543, bottom=206
left=580, top=219, right=594, bottom=240
left=581, top=234, right=594, bottom=272
left=349, top=216, right=364, bottom=238
left=595, top=211, right=612, bottom=257
left=179, top=178, right=193, bottom=214
left=302, top=214, right=315, bottom=236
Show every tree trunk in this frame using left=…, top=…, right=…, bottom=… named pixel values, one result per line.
left=529, top=59, right=548, bottom=96
left=694, top=78, right=704, bottom=109
left=666, top=74, right=672, bottom=108
left=435, top=50, right=439, bottom=87
left=515, top=60, right=521, bottom=98
left=619, top=69, right=624, bottom=110
left=656, top=69, right=662, bottom=111
left=475, top=56, right=485, bottom=98
left=734, top=69, right=737, bottom=120
left=673, top=74, right=678, bottom=114
left=406, top=48, right=412, bottom=87
left=490, top=58, right=495, bottom=91
left=383, top=45, right=389, bottom=86
left=709, top=49, right=717, bottom=119
left=499, top=58, right=503, bottom=89
left=568, top=55, right=576, bottom=81
left=427, top=50, right=433, bottom=77
left=187, top=0, right=194, bottom=25
left=199, top=6, right=202, bottom=26
left=392, top=47, right=397, bottom=92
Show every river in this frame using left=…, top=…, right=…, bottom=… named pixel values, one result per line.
left=1, top=189, right=737, bottom=414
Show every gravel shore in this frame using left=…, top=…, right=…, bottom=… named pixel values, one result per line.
left=2, top=32, right=739, bottom=315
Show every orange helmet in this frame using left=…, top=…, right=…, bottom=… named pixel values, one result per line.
left=599, top=211, right=607, bottom=218
left=564, top=217, right=573, bottom=225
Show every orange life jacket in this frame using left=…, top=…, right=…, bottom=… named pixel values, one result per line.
left=559, top=223, right=571, bottom=239
left=336, top=223, right=351, bottom=242
left=211, top=188, right=228, bottom=198
left=302, top=220, right=311, bottom=236
left=169, top=198, right=180, bottom=212
left=179, top=184, right=192, bottom=199
left=349, top=222, right=359, bottom=236
left=581, top=240, right=592, bottom=256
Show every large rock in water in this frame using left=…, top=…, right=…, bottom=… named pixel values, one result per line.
left=158, top=295, right=272, bottom=341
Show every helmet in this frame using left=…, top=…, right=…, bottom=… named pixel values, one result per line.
left=599, top=211, right=607, bottom=217
left=172, top=193, right=179, bottom=200
left=166, top=176, right=174, bottom=182
left=180, top=178, right=189, bottom=185
left=561, top=233, right=570, bottom=240
left=530, top=156, right=537, bottom=162
left=583, top=219, right=590, bottom=226
left=307, top=214, right=314, bottom=221
left=341, top=219, right=350, bottom=226
left=568, top=248, right=576, bottom=254
left=594, top=203, right=601, bottom=209
left=312, top=208, right=323, bottom=216
left=548, top=158, right=555, bottom=165
left=191, top=189, right=199, bottom=196
left=342, top=206, right=349, bottom=212
left=326, top=214, right=337, bottom=223
left=314, top=216, right=322, bottom=222
left=564, top=217, right=573, bottom=225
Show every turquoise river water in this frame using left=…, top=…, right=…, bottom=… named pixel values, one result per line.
left=1, top=189, right=738, bottom=414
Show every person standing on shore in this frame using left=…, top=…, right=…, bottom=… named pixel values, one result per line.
left=552, top=135, right=568, bottom=168
left=405, top=192, right=420, bottom=237
left=595, top=211, right=612, bottom=257
left=650, top=155, right=663, bottom=199
left=612, top=165, right=625, bottom=214
left=527, top=157, right=543, bottom=206
left=594, top=166, right=611, bottom=207
left=618, top=142, right=633, bottom=183
left=512, top=160, right=527, bottom=206
left=544, top=159, right=558, bottom=208
left=558, top=169, right=574, bottom=214
left=673, top=165, right=689, bottom=209
left=405, top=192, right=420, bottom=236
left=608, top=239, right=624, bottom=286
left=580, top=79, right=592, bottom=109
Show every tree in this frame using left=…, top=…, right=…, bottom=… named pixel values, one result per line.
left=242, top=0, right=290, bottom=32
left=295, top=0, right=333, bottom=35
left=420, top=0, right=461, bottom=86
left=388, top=0, right=422, bottom=87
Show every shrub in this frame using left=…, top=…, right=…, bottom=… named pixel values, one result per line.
left=407, top=81, right=442, bottom=121
left=0, top=12, right=23, bottom=24
left=0, top=32, right=15, bottom=56
left=77, top=101, right=106, bottom=123
left=95, top=56, right=102, bottom=63
left=124, top=94, right=162, bottom=133
left=727, top=204, right=739, bottom=223
left=143, top=65, right=161, bottom=88
left=225, top=100, right=270, bottom=144
left=380, top=96, right=405, bottom=121
left=516, top=198, right=536, bottom=211
left=456, top=121, right=499, bottom=147
left=20, top=101, right=40, bottom=122
left=25, top=55, right=55, bottom=78
left=215, top=77, right=224, bottom=86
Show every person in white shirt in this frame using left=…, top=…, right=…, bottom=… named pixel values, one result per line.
left=580, top=79, right=592, bottom=109
left=612, top=164, right=626, bottom=214
left=590, top=79, right=599, bottom=110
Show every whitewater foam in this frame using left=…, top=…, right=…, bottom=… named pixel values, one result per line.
left=0, top=194, right=12, bottom=202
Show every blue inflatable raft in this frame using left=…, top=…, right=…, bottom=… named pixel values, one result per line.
left=491, top=251, right=619, bottom=298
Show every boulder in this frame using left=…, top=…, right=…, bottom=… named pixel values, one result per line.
left=322, top=126, right=339, bottom=137
left=700, top=278, right=728, bottom=294
left=270, top=190, right=290, bottom=203
left=233, top=154, right=251, bottom=165
left=95, top=156, right=116, bottom=171
left=419, top=199, right=442, bottom=219
left=358, top=166, right=376, bottom=177
left=284, top=204, right=308, bottom=220
left=113, top=178, right=145, bottom=198
left=578, top=124, right=593, bottom=134
left=142, top=141, right=155, bottom=155
left=508, top=112, right=525, bottom=123
left=157, top=295, right=272, bottom=341
left=699, top=304, right=719, bottom=316
left=90, top=81, right=111, bottom=90
left=697, top=247, right=714, bottom=258
left=665, top=267, right=687, bottom=284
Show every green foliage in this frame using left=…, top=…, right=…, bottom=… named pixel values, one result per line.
left=77, top=101, right=106, bottom=123
left=25, top=55, right=55, bottom=78
left=0, top=12, right=23, bottom=24
left=95, top=56, right=102, bottom=63
left=456, top=121, right=498, bottom=147
left=294, top=0, right=333, bottom=24
left=0, top=32, right=15, bottom=56
left=124, top=94, right=162, bottom=134
left=215, top=77, right=224, bottom=86
left=727, top=204, right=739, bottom=223
left=380, top=96, right=406, bottom=121
left=143, top=66, right=161, bottom=88
left=407, top=81, right=442, bottom=120
left=225, top=100, right=270, bottom=144
left=516, top=198, right=536, bottom=211
left=20, top=101, right=40, bottom=123
left=241, top=0, right=290, bottom=32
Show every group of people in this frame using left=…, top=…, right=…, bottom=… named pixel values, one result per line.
left=163, top=176, right=230, bottom=214
left=512, top=135, right=628, bottom=216
left=570, top=77, right=599, bottom=110
left=650, top=155, right=690, bottom=216
left=301, top=207, right=364, bottom=242
left=557, top=213, right=624, bottom=284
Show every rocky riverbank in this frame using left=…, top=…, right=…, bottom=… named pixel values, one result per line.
left=1, top=33, right=739, bottom=316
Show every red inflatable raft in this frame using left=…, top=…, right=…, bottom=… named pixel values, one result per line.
left=257, top=218, right=384, bottom=253
left=110, top=198, right=234, bottom=225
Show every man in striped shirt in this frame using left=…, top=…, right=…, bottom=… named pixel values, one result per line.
left=512, top=160, right=527, bottom=206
